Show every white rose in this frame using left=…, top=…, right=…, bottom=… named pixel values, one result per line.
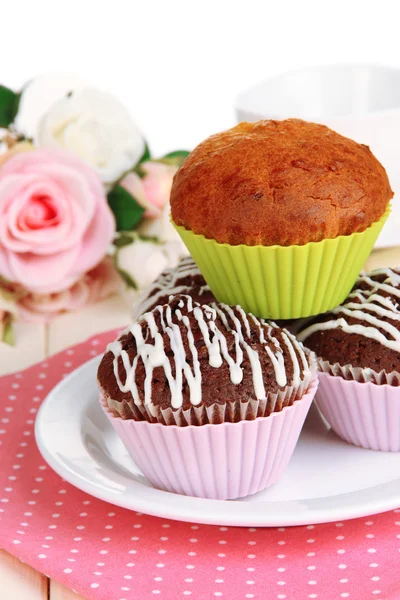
left=139, top=201, right=189, bottom=247
left=15, top=73, right=86, bottom=139
left=117, top=234, right=188, bottom=292
left=120, top=202, right=190, bottom=290
left=117, top=238, right=169, bottom=291
left=37, top=88, right=145, bottom=184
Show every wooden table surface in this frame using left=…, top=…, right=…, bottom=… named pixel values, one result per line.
left=1, top=247, right=399, bottom=599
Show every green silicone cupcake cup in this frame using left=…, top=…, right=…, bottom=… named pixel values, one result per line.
left=173, top=207, right=390, bottom=320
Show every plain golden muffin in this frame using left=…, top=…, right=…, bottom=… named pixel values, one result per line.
left=170, top=119, right=393, bottom=246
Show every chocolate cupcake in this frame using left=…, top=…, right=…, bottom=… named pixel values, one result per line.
left=98, top=295, right=318, bottom=499
left=298, top=267, right=400, bottom=451
left=134, top=256, right=308, bottom=335
left=134, top=256, right=215, bottom=318
left=171, top=119, right=392, bottom=319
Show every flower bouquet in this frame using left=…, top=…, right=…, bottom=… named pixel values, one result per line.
left=0, top=76, right=189, bottom=343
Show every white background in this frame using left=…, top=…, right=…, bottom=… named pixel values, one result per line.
left=2, top=0, right=400, bottom=154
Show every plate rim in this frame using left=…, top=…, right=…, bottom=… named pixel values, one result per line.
left=35, top=357, right=400, bottom=527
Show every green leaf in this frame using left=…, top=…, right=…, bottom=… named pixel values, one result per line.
left=132, top=142, right=151, bottom=177
left=163, top=150, right=190, bottom=160
left=137, top=233, right=161, bottom=245
left=117, top=267, right=138, bottom=290
left=113, top=231, right=161, bottom=252
left=107, top=185, right=145, bottom=231
left=161, top=150, right=190, bottom=166
left=138, top=141, right=151, bottom=164
left=2, top=314, right=14, bottom=346
left=113, top=232, right=135, bottom=248
left=0, top=85, right=21, bottom=128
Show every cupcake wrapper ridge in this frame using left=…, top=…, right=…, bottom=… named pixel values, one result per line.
left=101, top=378, right=317, bottom=500
left=316, top=371, right=400, bottom=452
left=319, top=358, right=400, bottom=386
left=173, top=208, right=389, bottom=320
left=106, top=359, right=316, bottom=426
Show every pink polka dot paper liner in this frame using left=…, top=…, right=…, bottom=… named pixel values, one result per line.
left=1, top=329, right=400, bottom=600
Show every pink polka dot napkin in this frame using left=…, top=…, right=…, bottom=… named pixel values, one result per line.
left=1, top=329, right=400, bottom=600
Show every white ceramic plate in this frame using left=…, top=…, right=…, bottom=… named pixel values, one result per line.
left=35, top=357, right=400, bottom=527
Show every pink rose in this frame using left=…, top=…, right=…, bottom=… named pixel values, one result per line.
left=0, top=149, right=115, bottom=294
left=0, top=141, right=35, bottom=169
left=120, top=161, right=178, bottom=218
left=17, top=257, right=123, bottom=323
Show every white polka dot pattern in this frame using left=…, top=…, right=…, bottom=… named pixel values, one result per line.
left=0, top=329, right=398, bottom=600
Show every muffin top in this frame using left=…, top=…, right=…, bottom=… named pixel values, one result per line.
left=134, top=256, right=214, bottom=318
left=171, top=119, right=392, bottom=246
left=298, top=267, right=400, bottom=374
left=98, top=294, right=313, bottom=416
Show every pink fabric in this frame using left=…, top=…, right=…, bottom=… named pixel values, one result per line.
left=316, top=372, right=400, bottom=451
left=102, top=385, right=315, bottom=499
left=0, top=329, right=399, bottom=600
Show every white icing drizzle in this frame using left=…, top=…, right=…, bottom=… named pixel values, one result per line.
left=135, top=256, right=211, bottom=317
left=298, top=267, right=400, bottom=353
left=235, top=305, right=252, bottom=338
left=108, top=295, right=310, bottom=410
left=210, top=321, right=244, bottom=385
left=193, top=305, right=222, bottom=368
left=265, top=346, right=287, bottom=387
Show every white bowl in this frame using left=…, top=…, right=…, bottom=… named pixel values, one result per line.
left=235, top=64, right=400, bottom=249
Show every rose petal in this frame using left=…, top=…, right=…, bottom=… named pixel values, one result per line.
left=37, top=163, right=97, bottom=224
left=7, top=245, right=81, bottom=294
left=73, top=200, right=115, bottom=274
left=0, top=175, right=41, bottom=251
left=0, top=243, right=13, bottom=280
left=141, top=161, right=177, bottom=210
left=18, top=257, right=122, bottom=322
left=120, top=172, right=161, bottom=218
left=6, top=181, right=67, bottom=245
